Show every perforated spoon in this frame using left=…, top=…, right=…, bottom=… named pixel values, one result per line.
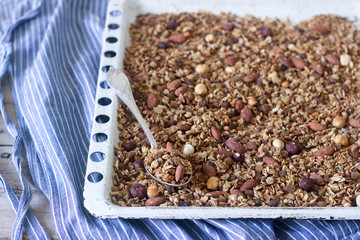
left=107, top=67, right=192, bottom=187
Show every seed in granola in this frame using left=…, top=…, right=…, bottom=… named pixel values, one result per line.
left=158, top=42, right=169, bottom=49
left=183, top=143, right=195, bottom=156
left=194, top=83, right=208, bottom=96
left=225, top=138, right=246, bottom=153
left=308, top=121, right=326, bottom=131
left=224, top=23, right=234, bottom=31
left=195, top=64, right=209, bottom=74
left=340, top=54, right=351, bottom=66
left=243, top=73, right=259, bottom=83
left=262, top=27, right=272, bottom=37
left=349, top=119, right=360, bottom=128
left=207, top=177, right=219, bottom=190
left=311, top=61, right=325, bottom=75
left=267, top=197, right=280, bottom=207
left=130, top=183, right=147, bottom=199
left=240, top=107, right=253, bottom=123
left=333, top=135, right=349, bottom=147
left=300, top=177, right=314, bottom=191
left=169, top=34, right=186, bottom=44
left=147, top=93, right=158, bottom=109
left=133, top=159, right=144, bottom=169
left=332, top=116, right=346, bottom=128
left=175, top=164, right=185, bottom=182
left=147, top=185, right=159, bottom=198
left=325, top=53, right=340, bottom=65
left=166, top=21, right=176, bottom=30
left=277, top=56, right=291, bottom=68
left=233, top=152, right=244, bottom=162
left=202, top=165, right=217, bottom=177
left=122, top=141, right=136, bottom=151
left=273, top=139, right=285, bottom=149
left=290, top=56, right=307, bottom=70
left=350, top=172, right=359, bottom=180
left=285, top=141, right=302, bottom=155
left=226, top=56, right=238, bottom=66
left=314, top=25, right=330, bottom=34
left=205, top=34, right=214, bottom=42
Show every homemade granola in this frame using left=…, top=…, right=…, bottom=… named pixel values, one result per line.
left=111, top=12, right=360, bottom=207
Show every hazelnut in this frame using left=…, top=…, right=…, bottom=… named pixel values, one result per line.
left=195, top=64, right=209, bottom=74
left=130, top=184, right=146, bottom=199
left=183, top=143, right=195, bottom=156
left=207, top=177, right=219, bottom=190
left=147, top=185, right=159, bottom=198
left=332, top=116, right=346, bottom=128
left=285, top=141, right=302, bottom=155
left=248, top=97, right=257, bottom=106
left=340, top=54, right=351, bottom=66
left=333, top=135, right=349, bottom=147
left=205, top=34, right=214, bottom=42
left=194, top=83, right=208, bottom=96
left=272, top=139, right=284, bottom=149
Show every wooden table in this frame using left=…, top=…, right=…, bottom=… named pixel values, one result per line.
left=0, top=75, right=57, bottom=239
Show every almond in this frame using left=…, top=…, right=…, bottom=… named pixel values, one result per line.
left=174, top=85, right=188, bottom=96
left=214, top=150, right=233, bottom=158
left=314, top=25, right=330, bottom=35
left=309, top=172, right=325, bottom=186
left=235, top=100, right=243, bottom=114
left=312, top=61, right=324, bottom=75
left=240, top=107, right=253, bottom=123
left=263, top=156, right=276, bottom=166
left=315, top=146, right=335, bottom=157
left=272, top=45, right=284, bottom=54
left=202, top=165, right=217, bottom=177
left=177, top=122, right=191, bottom=131
left=349, top=119, right=360, bottom=128
left=291, top=56, right=307, bottom=70
left=225, top=138, right=246, bottom=153
left=150, top=124, right=160, bottom=132
left=132, top=72, right=148, bottom=82
left=167, top=79, right=182, bottom=90
left=226, top=56, right=238, bottom=66
left=308, top=122, right=326, bottom=131
left=243, top=73, right=259, bottom=83
left=277, top=56, right=291, bottom=68
left=169, top=34, right=186, bottom=44
left=211, top=126, right=221, bottom=141
left=230, top=189, right=245, bottom=197
left=175, top=164, right=185, bottom=182
left=145, top=197, right=167, bottom=206
left=325, top=54, right=340, bottom=66
left=147, top=93, right=158, bottom=108
left=206, top=191, right=225, bottom=197
left=240, top=179, right=257, bottom=191
left=166, top=142, right=174, bottom=153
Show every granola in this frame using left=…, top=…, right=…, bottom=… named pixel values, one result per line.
left=111, top=12, right=360, bottom=207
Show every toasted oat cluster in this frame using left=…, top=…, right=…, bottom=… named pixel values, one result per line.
left=111, top=12, right=360, bottom=207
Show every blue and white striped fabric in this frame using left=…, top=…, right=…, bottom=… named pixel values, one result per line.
left=1, top=0, right=360, bottom=239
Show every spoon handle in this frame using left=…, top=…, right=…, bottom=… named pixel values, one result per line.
left=107, top=68, right=157, bottom=149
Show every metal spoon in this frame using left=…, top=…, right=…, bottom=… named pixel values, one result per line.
left=107, top=67, right=192, bottom=187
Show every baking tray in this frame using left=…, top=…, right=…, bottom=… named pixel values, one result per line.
left=83, top=0, right=360, bottom=219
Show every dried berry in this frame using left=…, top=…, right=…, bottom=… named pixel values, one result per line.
left=158, top=42, right=168, bottom=49
left=122, top=141, right=136, bottom=151
left=262, top=27, right=272, bottom=36
left=166, top=21, right=176, bottom=30
left=300, top=177, right=314, bottom=191
left=285, top=141, right=302, bottom=155
left=133, top=159, right=144, bottom=169
left=130, top=183, right=146, bottom=199
left=233, top=152, right=244, bottom=162
left=224, top=23, right=234, bottom=31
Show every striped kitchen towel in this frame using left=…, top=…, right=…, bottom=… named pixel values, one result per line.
left=0, top=0, right=360, bottom=239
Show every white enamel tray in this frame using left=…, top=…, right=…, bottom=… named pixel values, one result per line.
left=83, top=0, right=360, bottom=219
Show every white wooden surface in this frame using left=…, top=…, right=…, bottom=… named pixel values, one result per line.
left=0, top=75, right=57, bottom=239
